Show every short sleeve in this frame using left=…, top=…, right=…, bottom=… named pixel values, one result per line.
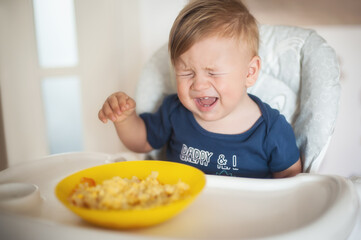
left=266, top=115, right=300, bottom=172
left=139, top=94, right=177, bottom=149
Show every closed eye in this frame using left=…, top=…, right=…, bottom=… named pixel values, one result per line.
left=176, top=72, right=194, bottom=77
left=208, top=72, right=226, bottom=76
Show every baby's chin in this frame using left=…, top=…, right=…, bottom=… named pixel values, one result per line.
left=192, top=111, right=224, bottom=123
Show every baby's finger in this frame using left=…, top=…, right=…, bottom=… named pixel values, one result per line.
left=98, top=110, right=108, bottom=123
left=117, top=94, right=129, bottom=111
left=102, top=101, right=117, bottom=122
left=126, top=97, right=136, bottom=110
left=108, top=95, right=122, bottom=116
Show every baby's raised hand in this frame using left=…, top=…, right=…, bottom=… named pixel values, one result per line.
left=98, top=92, right=136, bottom=123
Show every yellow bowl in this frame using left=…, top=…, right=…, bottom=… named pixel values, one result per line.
left=55, top=160, right=206, bottom=229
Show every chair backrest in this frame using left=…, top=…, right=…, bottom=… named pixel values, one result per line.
left=135, top=25, right=341, bottom=173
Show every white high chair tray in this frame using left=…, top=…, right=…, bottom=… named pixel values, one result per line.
left=0, top=152, right=359, bottom=240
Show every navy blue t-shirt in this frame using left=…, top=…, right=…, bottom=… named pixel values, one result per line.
left=140, top=94, right=299, bottom=178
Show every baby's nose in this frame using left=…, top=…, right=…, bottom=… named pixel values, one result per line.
left=191, top=75, right=210, bottom=91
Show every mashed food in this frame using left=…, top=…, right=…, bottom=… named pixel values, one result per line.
left=69, top=171, right=190, bottom=210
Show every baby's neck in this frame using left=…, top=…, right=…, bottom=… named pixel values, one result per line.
left=195, top=97, right=261, bottom=135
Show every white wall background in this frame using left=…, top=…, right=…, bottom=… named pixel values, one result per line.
left=138, top=0, right=187, bottom=65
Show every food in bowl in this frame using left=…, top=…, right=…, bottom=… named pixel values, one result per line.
left=56, top=160, right=206, bottom=228
left=69, top=171, right=190, bottom=210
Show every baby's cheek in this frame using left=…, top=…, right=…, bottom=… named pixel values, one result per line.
left=177, top=92, right=188, bottom=106
left=176, top=83, right=187, bottom=97
left=176, top=90, right=191, bottom=109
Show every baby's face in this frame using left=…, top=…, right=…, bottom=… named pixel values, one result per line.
left=174, top=35, right=258, bottom=123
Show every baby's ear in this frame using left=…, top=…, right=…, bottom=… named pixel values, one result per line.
left=246, top=56, right=261, bottom=87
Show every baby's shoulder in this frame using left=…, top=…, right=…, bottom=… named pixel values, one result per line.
left=258, top=100, right=294, bottom=138
left=250, top=94, right=281, bottom=126
left=161, top=94, right=184, bottom=115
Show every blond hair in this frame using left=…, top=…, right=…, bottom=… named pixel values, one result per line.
left=169, top=0, right=259, bottom=65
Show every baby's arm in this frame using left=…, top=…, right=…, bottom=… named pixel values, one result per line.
left=272, top=158, right=302, bottom=178
left=98, top=92, right=153, bottom=153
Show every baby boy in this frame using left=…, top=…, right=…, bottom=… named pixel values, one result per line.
left=98, top=0, right=302, bottom=178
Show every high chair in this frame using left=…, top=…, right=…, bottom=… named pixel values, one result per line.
left=134, top=24, right=341, bottom=173
left=131, top=25, right=361, bottom=239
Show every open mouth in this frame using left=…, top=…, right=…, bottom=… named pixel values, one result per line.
left=195, top=97, right=218, bottom=109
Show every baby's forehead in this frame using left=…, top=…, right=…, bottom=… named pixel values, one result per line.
left=175, top=35, right=250, bottom=60
left=174, top=58, right=188, bottom=69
